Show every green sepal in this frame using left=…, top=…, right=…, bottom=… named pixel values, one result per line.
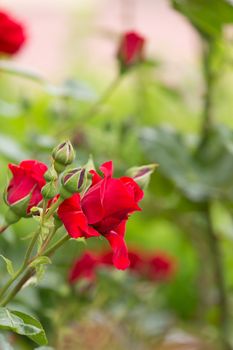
left=52, top=140, right=75, bottom=166
left=61, top=167, right=86, bottom=194
left=5, top=208, right=20, bottom=225
left=41, top=182, right=57, bottom=200
left=126, top=163, right=158, bottom=189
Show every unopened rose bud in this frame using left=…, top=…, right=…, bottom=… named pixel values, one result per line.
left=126, top=164, right=158, bottom=189
left=44, top=166, right=58, bottom=182
left=41, top=182, right=57, bottom=199
left=5, top=208, right=20, bottom=225
left=60, top=168, right=86, bottom=199
left=52, top=141, right=75, bottom=173
left=6, top=160, right=47, bottom=217
left=117, top=31, right=145, bottom=74
left=4, top=190, right=33, bottom=218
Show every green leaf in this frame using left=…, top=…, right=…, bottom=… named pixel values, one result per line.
left=0, top=60, right=46, bottom=84
left=140, top=125, right=233, bottom=201
left=172, top=0, right=233, bottom=38
left=46, top=79, right=96, bottom=101
left=34, top=347, right=54, bottom=350
left=29, top=256, right=52, bottom=269
left=0, top=255, right=14, bottom=276
left=0, top=307, right=47, bottom=345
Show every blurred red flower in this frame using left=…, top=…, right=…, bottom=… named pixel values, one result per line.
left=0, top=10, right=26, bottom=55
left=58, top=161, right=143, bottom=270
left=68, top=249, right=176, bottom=284
left=117, top=31, right=145, bottom=72
left=147, top=252, right=176, bottom=281
left=7, top=160, right=47, bottom=215
left=69, top=252, right=98, bottom=284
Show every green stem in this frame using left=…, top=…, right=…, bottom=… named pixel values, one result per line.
left=198, top=40, right=215, bottom=148
left=0, top=269, right=34, bottom=307
left=58, top=74, right=122, bottom=136
left=0, top=234, right=70, bottom=306
left=32, top=226, right=59, bottom=261
left=0, top=224, right=9, bottom=234
left=44, top=234, right=70, bottom=257
left=80, top=75, right=121, bottom=122
left=204, top=202, right=231, bottom=350
left=44, top=197, right=63, bottom=220
left=0, top=265, right=25, bottom=301
left=0, top=200, right=48, bottom=301
left=23, top=200, right=48, bottom=267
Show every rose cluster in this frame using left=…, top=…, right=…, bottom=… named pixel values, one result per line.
left=68, top=250, right=176, bottom=284
left=4, top=141, right=150, bottom=270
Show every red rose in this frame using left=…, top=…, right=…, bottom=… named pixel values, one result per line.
left=117, top=31, right=145, bottom=71
left=58, top=161, right=143, bottom=270
left=0, top=10, right=26, bottom=55
left=68, top=252, right=99, bottom=284
left=147, top=252, right=176, bottom=281
left=7, top=160, right=47, bottom=215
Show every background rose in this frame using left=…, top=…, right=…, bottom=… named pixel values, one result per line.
left=117, top=31, right=145, bottom=72
left=0, top=10, right=26, bottom=55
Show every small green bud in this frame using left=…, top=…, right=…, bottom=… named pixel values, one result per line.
left=41, top=182, right=57, bottom=199
left=52, top=141, right=75, bottom=168
left=5, top=208, right=20, bottom=225
left=44, top=166, right=58, bottom=182
left=126, top=163, right=158, bottom=189
left=61, top=168, right=87, bottom=194
left=54, top=161, right=66, bottom=174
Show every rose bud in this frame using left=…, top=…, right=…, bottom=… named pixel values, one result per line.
left=126, top=164, right=158, bottom=189
left=0, top=10, right=26, bottom=56
left=41, top=182, right=58, bottom=200
left=44, top=166, right=58, bottom=182
left=4, top=208, right=21, bottom=225
left=117, top=31, right=145, bottom=73
left=6, top=160, right=47, bottom=217
left=52, top=141, right=75, bottom=173
left=60, top=168, right=86, bottom=199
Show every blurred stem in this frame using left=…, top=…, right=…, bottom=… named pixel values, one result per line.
left=79, top=74, right=122, bottom=122
left=0, top=224, right=9, bottom=234
left=0, top=200, right=48, bottom=302
left=203, top=202, right=231, bottom=350
left=43, top=234, right=70, bottom=257
left=58, top=74, right=122, bottom=136
left=0, top=269, right=34, bottom=307
left=198, top=39, right=215, bottom=148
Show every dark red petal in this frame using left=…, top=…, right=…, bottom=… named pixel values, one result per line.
left=58, top=194, right=89, bottom=238
left=105, top=229, right=129, bottom=270
left=119, top=176, right=144, bottom=203
left=68, top=252, right=98, bottom=284
left=100, top=161, right=113, bottom=178
left=101, top=178, right=140, bottom=218
left=81, top=183, right=104, bottom=225
left=7, top=164, right=35, bottom=205
left=89, top=169, right=102, bottom=186
left=121, top=32, right=145, bottom=65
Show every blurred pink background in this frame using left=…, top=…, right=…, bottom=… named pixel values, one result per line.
left=2, top=0, right=201, bottom=83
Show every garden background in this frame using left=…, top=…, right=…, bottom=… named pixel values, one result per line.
left=1, top=0, right=233, bottom=349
